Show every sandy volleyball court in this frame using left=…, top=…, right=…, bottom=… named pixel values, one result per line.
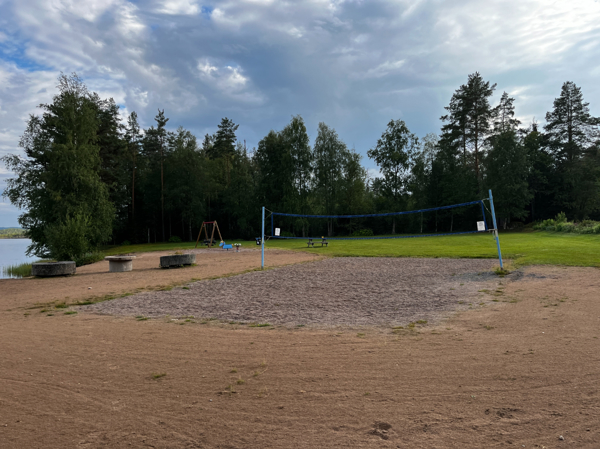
left=83, top=257, right=501, bottom=327
left=0, top=249, right=599, bottom=448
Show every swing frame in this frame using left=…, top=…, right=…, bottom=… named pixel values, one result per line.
left=194, top=221, right=224, bottom=248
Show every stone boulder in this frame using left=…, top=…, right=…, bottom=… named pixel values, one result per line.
left=159, top=254, right=196, bottom=268
left=32, top=261, right=76, bottom=277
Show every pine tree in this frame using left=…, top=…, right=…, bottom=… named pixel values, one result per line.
left=493, top=92, right=520, bottom=134
left=441, top=72, right=496, bottom=186
left=545, top=81, right=597, bottom=164
left=155, top=110, right=170, bottom=241
left=211, top=118, right=239, bottom=159
left=545, top=81, right=600, bottom=218
left=125, top=112, right=141, bottom=224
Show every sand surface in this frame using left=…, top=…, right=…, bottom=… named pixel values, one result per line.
left=0, top=249, right=599, bottom=448
left=0, top=247, right=322, bottom=309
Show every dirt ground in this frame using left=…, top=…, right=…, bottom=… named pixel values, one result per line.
left=0, top=248, right=322, bottom=310
left=0, top=250, right=599, bottom=448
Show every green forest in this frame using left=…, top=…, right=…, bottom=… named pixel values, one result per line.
left=2, top=73, right=599, bottom=262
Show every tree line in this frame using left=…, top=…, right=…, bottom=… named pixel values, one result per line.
left=2, top=73, right=599, bottom=262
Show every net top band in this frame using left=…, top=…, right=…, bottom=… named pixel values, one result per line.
left=271, top=199, right=486, bottom=219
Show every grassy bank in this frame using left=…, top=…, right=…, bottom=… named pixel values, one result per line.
left=1, top=261, right=34, bottom=278
left=106, top=231, right=600, bottom=268
left=104, top=240, right=248, bottom=256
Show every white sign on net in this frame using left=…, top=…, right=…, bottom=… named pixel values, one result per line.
left=275, top=228, right=281, bottom=236
left=477, top=221, right=486, bottom=232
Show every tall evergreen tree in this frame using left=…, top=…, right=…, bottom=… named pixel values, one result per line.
left=545, top=81, right=600, bottom=218
left=125, top=111, right=142, bottom=225
left=493, top=92, right=520, bottom=134
left=441, top=72, right=496, bottom=186
left=545, top=82, right=597, bottom=164
left=209, top=117, right=239, bottom=187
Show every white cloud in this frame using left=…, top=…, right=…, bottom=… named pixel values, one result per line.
left=49, top=0, right=121, bottom=22
left=366, top=167, right=381, bottom=180
left=155, top=0, right=200, bottom=15
left=197, top=59, right=263, bottom=104
left=0, top=0, right=598, bottom=175
left=117, top=2, right=146, bottom=38
left=358, top=60, right=406, bottom=79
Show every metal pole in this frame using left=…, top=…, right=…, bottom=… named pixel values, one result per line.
left=488, top=189, right=504, bottom=269
left=261, top=206, right=265, bottom=270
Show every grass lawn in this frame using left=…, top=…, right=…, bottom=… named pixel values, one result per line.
left=106, top=231, right=600, bottom=268
left=104, top=240, right=248, bottom=256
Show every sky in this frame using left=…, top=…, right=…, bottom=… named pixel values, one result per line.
left=1, top=0, right=600, bottom=227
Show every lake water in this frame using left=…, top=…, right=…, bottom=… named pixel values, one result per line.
left=0, top=239, right=36, bottom=279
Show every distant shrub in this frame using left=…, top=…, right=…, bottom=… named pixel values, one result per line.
left=533, top=212, right=599, bottom=235
left=121, top=240, right=131, bottom=246
left=74, top=252, right=104, bottom=267
left=280, top=231, right=296, bottom=238
left=555, top=211, right=567, bottom=224
left=352, top=228, right=374, bottom=237
left=168, top=235, right=182, bottom=243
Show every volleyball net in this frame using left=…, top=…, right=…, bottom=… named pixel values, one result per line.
left=259, top=190, right=504, bottom=270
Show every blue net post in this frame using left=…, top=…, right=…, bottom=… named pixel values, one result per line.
left=488, top=189, right=504, bottom=269
left=261, top=207, right=265, bottom=270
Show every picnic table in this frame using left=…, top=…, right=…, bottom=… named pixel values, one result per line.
left=307, top=238, right=328, bottom=247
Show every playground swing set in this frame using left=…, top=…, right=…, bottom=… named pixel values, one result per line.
left=194, top=221, right=239, bottom=251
